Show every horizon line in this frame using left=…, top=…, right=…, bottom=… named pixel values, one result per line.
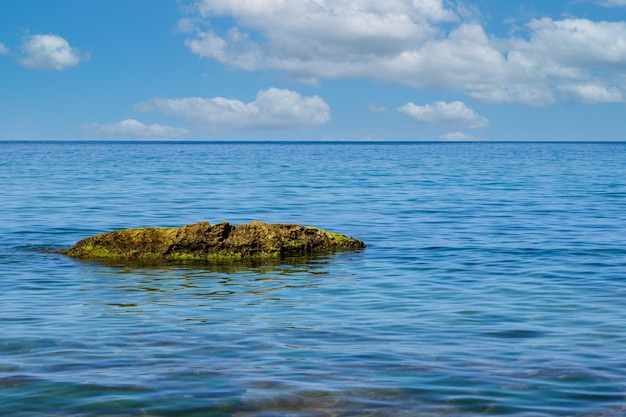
left=2, top=139, right=626, bottom=144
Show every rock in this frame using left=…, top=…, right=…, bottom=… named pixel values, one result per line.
left=60, top=221, right=365, bottom=262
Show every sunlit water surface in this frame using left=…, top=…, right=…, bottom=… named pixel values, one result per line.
left=1, top=141, right=626, bottom=416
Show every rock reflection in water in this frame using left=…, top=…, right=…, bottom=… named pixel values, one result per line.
left=75, top=255, right=341, bottom=318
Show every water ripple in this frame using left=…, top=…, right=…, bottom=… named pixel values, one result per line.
left=2, top=142, right=626, bottom=416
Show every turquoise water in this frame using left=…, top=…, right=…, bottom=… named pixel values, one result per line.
left=1, top=141, right=626, bottom=416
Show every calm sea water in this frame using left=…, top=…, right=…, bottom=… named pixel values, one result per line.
left=1, top=141, right=626, bottom=416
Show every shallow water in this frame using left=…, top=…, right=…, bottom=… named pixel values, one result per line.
left=1, top=141, right=626, bottom=416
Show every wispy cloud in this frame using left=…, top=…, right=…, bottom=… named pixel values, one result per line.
left=80, top=119, right=190, bottom=139
left=0, top=42, right=9, bottom=55
left=367, top=103, right=388, bottom=113
left=398, top=101, right=488, bottom=129
left=135, top=88, right=331, bottom=130
left=440, top=132, right=477, bottom=141
left=181, top=0, right=626, bottom=106
left=19, top=33, right=89, bottom=70
left=594, top=0, right=626, bottom=7
left=557, top=83, right=623, bottom=103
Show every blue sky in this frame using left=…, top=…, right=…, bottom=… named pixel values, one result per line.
left=1, top=0, right=625, bottom=141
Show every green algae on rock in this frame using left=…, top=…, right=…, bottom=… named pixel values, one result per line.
left=60, top=221, right=365, bottom=262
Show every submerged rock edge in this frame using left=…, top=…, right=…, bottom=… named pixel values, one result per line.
left=59, top=221, right=366, bottom=262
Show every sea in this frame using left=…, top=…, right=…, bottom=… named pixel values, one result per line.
left=1, top=141, right=626, bottom=417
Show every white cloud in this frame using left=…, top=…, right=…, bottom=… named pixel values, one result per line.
left=413, top=0, right=458, bottom=22
left=518, top=18, right=626, bottom=69
left=182, top=1, right=626, bottom=105
left=182, top=1, right=469, bottom=87
left=0, top=43, right=9, bottom=55
left=135, top=88, right=331, bottom=130
left=19, top=34, right=88, bottom=70
left=502, top=18, right=626, bottom=104
left=398, top=101, right=488, bottom=129
left=184, top=0, right=453, bottom=78
left=80, top=119, right=190, bottom=139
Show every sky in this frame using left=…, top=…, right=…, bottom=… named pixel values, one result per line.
left=1, top=0, right=626, bottom=141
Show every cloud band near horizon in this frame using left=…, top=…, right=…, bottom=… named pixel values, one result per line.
left=135, top=88, right=331, bottom=130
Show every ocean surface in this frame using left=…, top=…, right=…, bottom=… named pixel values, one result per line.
left=1, top=141, right=626, bottom=417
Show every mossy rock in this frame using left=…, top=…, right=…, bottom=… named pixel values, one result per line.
left=60, top=221, right=365, bottom=263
